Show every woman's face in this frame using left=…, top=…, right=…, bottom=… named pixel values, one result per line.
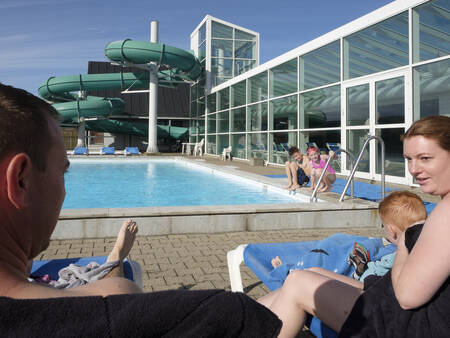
left=403, top=136, right=450, bottom=197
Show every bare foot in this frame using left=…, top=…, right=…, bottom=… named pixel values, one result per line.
left=289, top=184, right=300, bottom=191
left=307, top=186, right=314, bottom=191
left=271, top=256, right=283, bottom=269
left=107, top=219, right=138, bottom=262
left=319, top=185, right=332, bottom=192
left=285, top=184, right=292, bottom=190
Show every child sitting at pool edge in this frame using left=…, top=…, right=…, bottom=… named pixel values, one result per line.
left=284, top=146, right=311, bottom=191
left=307, top=146, right=336, bottom=193
left=269, top=190, right=427, bottom=289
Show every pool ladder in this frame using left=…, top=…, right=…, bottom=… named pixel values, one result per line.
left=310, top=135, right=385, bottom=203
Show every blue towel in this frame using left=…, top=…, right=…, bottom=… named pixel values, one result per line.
left=244, top=234, right=396, bottom=338
left=31, top=256, right=135, bottom=283
left=264, top=174, right=289, bottom=178
left=264, top=176, right=438, bottom=209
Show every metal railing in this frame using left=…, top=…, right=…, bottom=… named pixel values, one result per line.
left=339, top=135, right=385, bottom=202
left=310, top=148, right=355, bottom=202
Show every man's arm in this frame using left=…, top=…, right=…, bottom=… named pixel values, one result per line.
left=10, top=276, right=142, bottom=299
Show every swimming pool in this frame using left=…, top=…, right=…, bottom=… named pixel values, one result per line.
left=63, top=159, right=308, bottom=209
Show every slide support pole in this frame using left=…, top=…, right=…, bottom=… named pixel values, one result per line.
left=146, top=20, right=159, bottom=153
left=77, top=117, right=86, bottom=147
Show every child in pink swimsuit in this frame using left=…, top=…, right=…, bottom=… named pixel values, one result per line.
left=306, top=146, right=336, bottom=192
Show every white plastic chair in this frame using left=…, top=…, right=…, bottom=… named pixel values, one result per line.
left=222, top=146, right=232, bottom=160
left=193, top=138, right=204, bottom=156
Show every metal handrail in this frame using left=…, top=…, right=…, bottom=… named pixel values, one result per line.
left=339, top=135, right=385, bottom=202
left=310, top=148, right=355, bottom=202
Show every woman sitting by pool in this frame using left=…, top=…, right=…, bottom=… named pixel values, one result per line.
left=260, top=115, right=450, bottom=338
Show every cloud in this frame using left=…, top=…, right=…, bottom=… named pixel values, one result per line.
left=0, top=0, right=79, bottom=9
left=0, top=34, right=32, bottom=43
left=0, top=37, right=115, bottom=71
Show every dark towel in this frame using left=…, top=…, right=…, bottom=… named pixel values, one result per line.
left=404, top=223, right=424, bottom=253
left=339, top=223, right=450, bottom=337
left=0, top=290, right=281, bottom=337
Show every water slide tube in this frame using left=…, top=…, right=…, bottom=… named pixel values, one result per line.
left=38, top=39, right=202, bottom=138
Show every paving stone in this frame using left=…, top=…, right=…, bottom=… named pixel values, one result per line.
left=190, top=281, right=215, bottom=290
left=164, top=275, right=195, bottom=286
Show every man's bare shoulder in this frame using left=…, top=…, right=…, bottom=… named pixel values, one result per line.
left=5, top=277, right=141, bottom=299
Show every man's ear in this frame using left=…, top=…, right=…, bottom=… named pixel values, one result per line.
left=6, top=153, right=33, bottom=210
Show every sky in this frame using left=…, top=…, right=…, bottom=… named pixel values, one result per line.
left=0, top=0, right=394, bottom=95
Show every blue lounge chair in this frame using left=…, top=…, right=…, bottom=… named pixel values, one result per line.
left=101, top=146, right=115, bottom=155
left=227, top=234, right=396, bottom=338
left=124, top=147, right=140, bottom=156
left=31, top=256, right=142, bottom=289
left=281, top=143, right=290, bottom=152
left=73, top=147, right=88, bottom=155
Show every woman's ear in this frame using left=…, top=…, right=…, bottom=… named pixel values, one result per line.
left=6, top=153, right=33, bottom=210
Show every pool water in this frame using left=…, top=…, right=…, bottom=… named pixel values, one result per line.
left=62, top=159, right=305, bottom=209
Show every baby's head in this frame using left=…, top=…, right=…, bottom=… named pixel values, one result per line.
left=378, top=191, right=427, bottom=245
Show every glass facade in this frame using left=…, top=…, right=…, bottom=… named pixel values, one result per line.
left=210, top=20, right=258, bottom=86
left=300, top=41, right=340, bottom=90
left=413, top=0, right=450, bottom=62
left=413, top=58, right=450, bottom=118
left=218, top=88, right=230, bottom=110
left=207, top=113, right=216, bottom=133
left=343, top=11, right=409, bottom=80
left=248, top=72, right=268, bottom=103
left=191, top=2, right=448, bottom=185
left=376, top=77, right=405, bottom=124
left=207, top=93, right=216, bottom=113
left=300, top=85, right=340, bottom=129
left=217, top=110, right=229, bottom=133
left=232, top=81, right=246, bottom=107
left=270, top=132, right=297, bottom=164
left=231, top=133, right=246, bottom=159
left=270, top=59, right=297, bottom=98
left=248, top=103, right=268, bottom=131
left=248, top=133, right=268, bottom=160
left=231, top=107, right=246, bottom=132
left=270, top=95, right=297, bottom=131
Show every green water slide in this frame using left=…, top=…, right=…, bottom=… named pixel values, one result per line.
left=38, top=39, right=202, bottom=139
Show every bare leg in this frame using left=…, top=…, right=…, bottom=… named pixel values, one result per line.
left=319, top=173, right=336, bottom=192
left=285, top=161, right=293, bottom=189
left=105, top=219, right=139, bottom=278
left=289, top=163, right=300, bottom=191
left=308, top=168, right=317, bottom=191
left=269, top=270, right=363, bottom=337
left=307, top=267, right=363, bottom=289
left=258, top=267, right=363, bottom=312
left=258, top=288, right=281, bottom=308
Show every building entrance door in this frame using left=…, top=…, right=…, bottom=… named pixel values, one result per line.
left=341, top=69, right=410, bottom=185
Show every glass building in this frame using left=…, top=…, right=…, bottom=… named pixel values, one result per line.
left=189, top=0, right=449, bottom=186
